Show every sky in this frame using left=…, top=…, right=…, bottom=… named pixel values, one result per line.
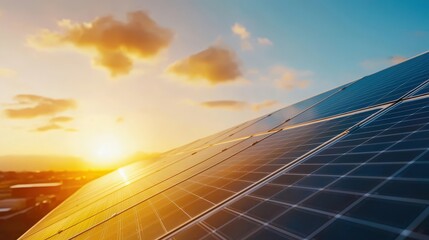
left=0, top=0, right=428, bottom=169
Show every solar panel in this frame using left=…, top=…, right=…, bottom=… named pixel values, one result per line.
left=170, top=95, right=429, bottom=240
left=19, top=52, right=429, bottom=240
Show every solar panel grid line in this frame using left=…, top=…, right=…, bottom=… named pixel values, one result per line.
left=167, top=95, right=429, bottom=240
left=223, top=207, right=301, bottom=240
left=199, top=222, right=226, bottom=240
left=159, top=108, right=385, bottom=239
left=276, top=104, right=387, bottom=133
left=407, top=81, right=429, bottom=99
left=401, top=78, right=429, bottom=98
left=414, top=85, right=429, bottom=97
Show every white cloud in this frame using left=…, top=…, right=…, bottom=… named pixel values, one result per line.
left=231, top=23, right=250, bottom=39
left=231, top=23, right=253, bottom=51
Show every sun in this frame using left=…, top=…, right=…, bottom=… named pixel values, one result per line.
left=89, top=135, right=126, bottom=164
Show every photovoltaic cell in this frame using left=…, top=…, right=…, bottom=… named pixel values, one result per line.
left=171, top=96, right=429, bottom=240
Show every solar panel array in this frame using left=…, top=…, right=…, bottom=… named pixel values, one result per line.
left=20, top=51, right=429, bottom=240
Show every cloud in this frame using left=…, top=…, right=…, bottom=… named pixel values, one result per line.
left=252, top=100, right=278, bottom=111
left=232, top=23, right=250, bottom=39
left=231, top=23, right=252, bottom=51
left=390, top=56, right=407, bottom=64
left=168, top=45, right=242, bottom=85
left=257, top=37, right=273, bottom=46
left=0, top=68, right=17, bottom=78
left=34, top=123, right=63, bottom=132
left=198, top=99, right=278, bottom=111
left=271, top=66, right=311, bottom=90
left=200, top=100, right=248, bottom=110
left=361, top=55, right=407, bottom=70
left=50, top=116, right=73, bottom=123
left=231, top=23, right=273, bottom=50
left=33, top=124, right=77, bottom=132
left=33, top=116, right=75, bottom=132
left=4, top=94, right=76, bottom=119
left=28, top=11, right=173, bottom=77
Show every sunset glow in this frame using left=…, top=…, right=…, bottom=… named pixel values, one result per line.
left=0, top=1, right=428, bottom=171
left=91, top=136, right=125, bottom=164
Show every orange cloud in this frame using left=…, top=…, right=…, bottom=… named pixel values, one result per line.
left=390, top=56, right=407, bottom=64
left=199, top=99, right=278, bottom=111
left=271, top=66, right=311, bottom=90
left=28, top=11, right=173, bottom=77
left=252, top=100, right=278, bottom=111
left=50, top=116, right=73, bottom=123
left=361, top=55, right=408, bottom=70
left=200, top=100, right=248, bottom=110
left=4, top=95, right=76, bottom=119
left=33, top=116, right=75, bottom=132
left=34, top=123, right=62, bottom=132
left=168, top=45, right=242, bottom=85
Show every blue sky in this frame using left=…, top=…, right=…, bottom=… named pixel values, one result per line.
left=0, top=0, right=428, bottom=166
